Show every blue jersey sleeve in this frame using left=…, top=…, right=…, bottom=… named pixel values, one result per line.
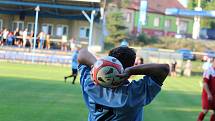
left=126, top=76, right=161, bottom=108
left=78, top=64, right=161, bottom=109
left=78, top=64, right=128, bottom=108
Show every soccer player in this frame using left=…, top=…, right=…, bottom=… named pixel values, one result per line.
left=197, top=58, right=215, bottom=121
left=64, top=47, right=79, bottom=84
left=78, top=46, right=169, bottom=121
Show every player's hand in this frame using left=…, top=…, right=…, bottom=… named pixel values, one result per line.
left=208, top=93, right=213, bottom=102
left=116, top=68, right=131, bottom=81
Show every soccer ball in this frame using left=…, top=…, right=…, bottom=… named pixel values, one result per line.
left=91, top=56, right=124, bottom=88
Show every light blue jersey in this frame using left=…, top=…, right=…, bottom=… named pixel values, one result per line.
left=71, top=50, right=78, bottom=69
left=78, top=64, right=161, bottom=121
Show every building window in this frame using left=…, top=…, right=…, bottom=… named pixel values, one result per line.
left=79, top=27, right=90, bottom=38
left=179, top=20, right=188, bottom=34
left=13, top=21, right=24, bottom=31
left=0, top=19, right=3, bottom=31
left=41, top=24, right=53, bottom=35
left=164, top=19, right=171, bottom=29
left=56, top=25, right=69, bottom=37
left=144, top=15, right=148, bottom=25
left=27, top=22, right=34, bottom=33
left=153, top=17, right=160, bottom=27
left=126, top=12, right=131, bottom=23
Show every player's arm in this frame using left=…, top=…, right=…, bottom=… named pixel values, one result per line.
left=78, top=48, right=97, bottom=67
left=203, top=81, right=213, bottom=101
left=124, top=64, right=169, bottom=86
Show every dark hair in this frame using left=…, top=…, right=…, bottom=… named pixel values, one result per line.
left=108, top=46, right=136, bottom=69
left=139, top=58, right=144, bottom=64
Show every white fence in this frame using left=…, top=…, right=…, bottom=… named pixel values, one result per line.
left=0, top=47, right=72, bottom=66
left=137, top=49, right=184, bottom=73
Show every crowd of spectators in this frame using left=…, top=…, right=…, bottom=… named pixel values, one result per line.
left=0, top=28, right=55, bottom=50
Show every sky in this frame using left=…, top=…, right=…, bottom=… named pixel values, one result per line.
left=178, top=0, right=188, bottom=8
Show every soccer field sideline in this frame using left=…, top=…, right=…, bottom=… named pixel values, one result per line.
left=0, top=62, right=210, bottom=121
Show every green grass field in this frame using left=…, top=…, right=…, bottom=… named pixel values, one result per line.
left=0, top=62, right=210, bottom=121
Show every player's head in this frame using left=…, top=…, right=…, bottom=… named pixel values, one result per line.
left=108, top=46, right=136, bottom=69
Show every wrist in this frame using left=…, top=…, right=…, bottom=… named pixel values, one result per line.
left=124, top=67, right=131, bottom=76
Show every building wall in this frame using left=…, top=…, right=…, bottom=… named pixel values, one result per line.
left=134, top=11, right=193, bottom=36
left=121, top=8, right=135, bottom=33
left=0, top=14, right=14, bottom=30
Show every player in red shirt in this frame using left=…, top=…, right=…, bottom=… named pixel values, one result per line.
left=197, top=58, right=215, bottom=121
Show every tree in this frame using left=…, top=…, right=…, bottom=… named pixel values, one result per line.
left=105, top=10, right=127, bottom=44
left=188, top=0, right=207, bottom=10
left=106, top=0, right=130, bottom=8
left=188, top=0, right=197, bottom=10
left=201, top=0, right=215, bottom=28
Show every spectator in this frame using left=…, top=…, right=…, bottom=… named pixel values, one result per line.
left=7, top=32, right=14, bottom=46
left=183, top=60, right=192, bottom=77
left=134, top=57, right=144, bottom=65
left=29, top=30, right=34, bottom=48
left=171, top=59, right=177, bottom=77
left=14, top=28, right=20, bottom=46
left=38, top=31, right=45, bottom=49
left=19, top=30, right=23, bottom=47
left=22, top=28, right=28, bottom=47
left=69, top=37, right=76, bottom=51
left=61, top=35, right=67, bottom=51
left=46, top=33, right=51, bottom=50
left=0, top=30, right=2, bottom=46
left=2, top=28, right=8, bottom=46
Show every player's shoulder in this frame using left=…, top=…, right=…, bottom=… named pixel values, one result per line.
left=129, top=75, right=159, bottom=87
left=207, top=67, right=214, bottom=73
left=78, top=64, right=91, bottom=72
left=204, top=67, right=214, bottom=77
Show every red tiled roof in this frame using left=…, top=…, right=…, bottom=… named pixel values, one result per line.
left=148, top=0, right=185, bottom=13
left=127, top=0, right=140, bottom=10
left=127, top=0, right=185, bottom=13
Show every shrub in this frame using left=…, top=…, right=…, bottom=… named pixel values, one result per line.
left=137, top=33, right=159, bottom=45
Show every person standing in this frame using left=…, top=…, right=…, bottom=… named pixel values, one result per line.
left=78, top=46, right=169, bottom=121
left=29, top=30, right=34, bottom=48
left=46, top=33, right=50, bottom=50
left=203, top=58, right=212, bottom=73
left=6, top=32, right=14, bottom=46
left=2, top=28, right=8, bottom=46
left=69, top=37, right=76, bottom=51
left=64, top=47, right=80, bottom=84
left=135, top=57, right=144, bottom=65
left=171, top=59, right=177, bottom=77
left=13, top=28, right=20, bottom=46
left=197, top=58, right=215, bottom=121
left=61, top=35, right=68, bottom=51
left=38, top=31, right=45, bottom=49
left=22, top=28, right=28, bottom=47
left=183, top=60, right=192, bottom=77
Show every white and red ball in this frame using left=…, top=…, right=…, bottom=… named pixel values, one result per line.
left=91, top=56, right=124, bottom=88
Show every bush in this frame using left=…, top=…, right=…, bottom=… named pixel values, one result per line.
left=103, top=42, right=115, bottom=52
left=155, top=37, right=215, bottom=52
left=137, top=33, right=159, bottom=45
left=149, top=36, right=159, bottom=44
left=137, top=33, right=149, bottom=44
